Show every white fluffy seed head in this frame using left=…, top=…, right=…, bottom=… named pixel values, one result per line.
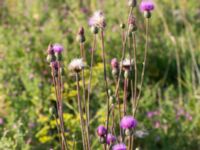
left=68, top=58, right=85, bottom=73
left=121, top=58, right=133, bottom=67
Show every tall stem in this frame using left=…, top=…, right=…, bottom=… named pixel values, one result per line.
left=100, top=30, right=110, bottom=148
left=80, top=44, right=90, bottom=149
left=115, top=7, right=133, bottom=102
left=132, top=33, right=138, bottom=112
left=51, top=66, right=68, bottom=150
left=76, top=73, right=87, bottom=150
left=87, top=35, right=97, bottom=122
left=123, top=77, right=128, bottom=116
left=134, top=18, right=149, bottom=116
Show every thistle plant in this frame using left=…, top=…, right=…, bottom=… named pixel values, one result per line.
left=46, top=44, right=68, bottom=150
left=46, top=0, right=154, bottom=149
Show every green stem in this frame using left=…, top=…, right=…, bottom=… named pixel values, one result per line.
left=76, top=73, right=87, bottom=150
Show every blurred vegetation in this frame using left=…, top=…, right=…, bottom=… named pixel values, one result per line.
left=0, top=0, right=200, bottom=149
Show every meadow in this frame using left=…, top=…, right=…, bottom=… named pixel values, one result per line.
left=0, top=0, right=200, bottom=150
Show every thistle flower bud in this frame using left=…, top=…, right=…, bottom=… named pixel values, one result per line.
left=76, top=34, right=86, bottom=43
left=120, top=23, right=126, bottom=29
left=55, top=52, right=62, bottom=61
left=91, top=26, right=99, bottom=34
left=97, top=125, right=107, bottom=137
left=129, top=24, right=137, bottom=33
left=47, top=44, right=54, bottom=55
left=106, top=133, right=116, bottom=145
left=144, top=11, right=151, bottom=18
left=77, top=27, right=86, bottom=43
left=124, top=70, right=129, bottom=79
left=78, top=27, right=85, bottom=36
left=60, top=67, right=65, bottom=76
left=99, top=137, right=106, bottom=144
left=46, top=54, right=56, bottom=63
left=128, top=0, right=137, bottom=7
left=125, top=128, right=132, bottom=136
left=112, top=68, right=118, bottom=77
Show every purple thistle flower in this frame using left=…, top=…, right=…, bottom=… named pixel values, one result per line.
left=88, top=11, right=106, bottom=28
left=140, top=0, right=154, bottom=12
left=112, top=143, right=127, bottom=150
left=53, top=44, right=64, bottom=53
left=111, top=58, right=119, bottom=69
left=106, top=133, right=116, bottom=145
left=120, top=116, right=137, bottom=129
left=147, top=111, right=154, bottom=118
left=97, top=125, right=107, bottom=137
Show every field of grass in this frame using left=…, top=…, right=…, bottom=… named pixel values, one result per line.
left=0, top=0, right=200, bottom=149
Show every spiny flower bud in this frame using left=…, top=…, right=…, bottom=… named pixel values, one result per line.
left=77, top=27, right=86, bottom=43
left=112, top=68, right=118, bottom=77
left=106, top=133, right=116, bottom=145
left=124, top=70, right=129, bottom=79
left=99, top=137, right=106, bottom=144
left=47, top=44, right=54, bottom=55
left=128, top=0, right=137, bottom=7
left=90, top=26, right=99, bottom=34
left=55, top=52, right=62, bottom=61
left=125, top=128, right=133, bottom=136
left=120, top=23, right=126, bottom=29
left=144, top=11, right=151, bottom=18
left=97, top=125, right=107, bottom=137
left=78, top=27, right=85, bottom=36
left=46, top=54, right=56, bottom=63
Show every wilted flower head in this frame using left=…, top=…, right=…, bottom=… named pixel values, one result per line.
left=134, top=130, right=149, bottom=138
left=68, top=58, right=85, bottom=73
left=97, top=125, right=107, bottom=137
left=47, top=44, right=54, bottom=54
left=140, top=0, right=154, bottom=12
left=89, top=11, right=106, bottom=28
left=112, top=143, right=127, bottom=150
left=106, top=133, right=116, bottom=145
left=121, top=58, right=133, bottom=70
left=111, top=58, right=119, bottom=69
left=53, top=43, right=64, bottom=53
left=128, top=16, right=136, bottom=25
left=120, top=116, right=137, bottom=129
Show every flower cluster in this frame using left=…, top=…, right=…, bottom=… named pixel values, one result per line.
left=46, top=43, right=64, bottom=76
